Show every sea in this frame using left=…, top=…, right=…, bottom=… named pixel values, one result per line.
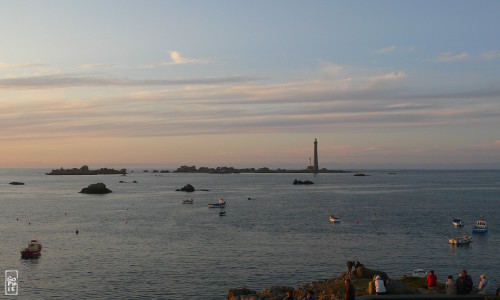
left=1, top=169, right=499, bottom=299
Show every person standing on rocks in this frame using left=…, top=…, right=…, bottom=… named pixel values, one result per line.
left=374, top=275, right=386, bottom=295
left=303, top=290, right=316, bottom=300
left=427, top=270, right=437, bottom=290
left=283, top=289, right=295, bottom=300
left=478, top=274, right=489, bottom=295
left=463, top=269, right=473, bottom=294
left=345, top=278, right=355, bottom=300
left=445, top=275, right=457, bottom=295
left=347, top=261, right=354, bottom=277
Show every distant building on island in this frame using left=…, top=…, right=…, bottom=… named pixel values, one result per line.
left=306, top=138, right=319, bottom=173
left=314, top=138, right=319, bottom=174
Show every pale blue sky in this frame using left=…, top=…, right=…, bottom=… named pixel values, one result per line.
left=1, top=1, right=499, bottom=169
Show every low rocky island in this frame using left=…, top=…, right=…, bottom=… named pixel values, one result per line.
left=47, top=165, right=126, bottom=175
left=174, top=165, right=349, bottom=174
left=293, top=179, right=314, bottom=185
left=80, top=183, right=112, bottom=194
left=176, top=184, right=195, bottom=192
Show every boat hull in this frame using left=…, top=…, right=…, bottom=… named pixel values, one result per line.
left=449, top=235, right=472, bottom=245
left=208, top=203, right=226, bottom=208
left=472, top=227, right=488, bottom=233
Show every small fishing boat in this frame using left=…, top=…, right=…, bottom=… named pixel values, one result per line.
left=208, top=198, right=226, bottom=208
left=449, top=235, right=472, bottom=245
left=329, top=215, right=341, bottom=223
left=180, top=198, right=193, bottom=204
left=20, top=239, right=42, bottom=259
left=452, top=218, right=464, bottom=227
left=412, top=269, right=427, bottom=278
left=472, top=218, right=488, bottom=233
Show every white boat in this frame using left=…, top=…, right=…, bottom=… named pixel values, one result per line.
left=412, top=269, right=427, bottom=278
left=449, top=235, right=472, bottom=245
left=180, top=198, right=193, bottom=204
left=208, top=198, right=226, bottom=208
left=472, top=218, right=488, bottom=233
left=452, top=218, right=464, bottom=227
left=329, top=215, right=341, bottom=223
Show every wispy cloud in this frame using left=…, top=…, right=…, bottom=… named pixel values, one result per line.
left=162, top=51, right=212, bottom=65
left=0, top=73, right=258, bottom=89
left=480, top=50, right=500, bottom=60
left=80, top=63, right=116, bottom=69
left=0, top=61, right=45, bottom=69
left=433, top=52, right=469, bottom=62
left=369, top=71, right=406, bottom=82
left=372, top=46, right=396, bottom=55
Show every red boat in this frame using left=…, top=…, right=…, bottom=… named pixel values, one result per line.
left=20, top=239, right=42, bottom=259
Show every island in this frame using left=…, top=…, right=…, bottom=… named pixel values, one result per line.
left=47, top=165, right=127, bottom=175
left=173, top=165, right=348, bottom=174
left=80, top=183, right=112, bottom=194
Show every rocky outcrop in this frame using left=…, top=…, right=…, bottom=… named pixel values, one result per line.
left=226, top=264, right=444, bottom=300
left=293, top=179, right=314, bottom=185
left=47, top=165, right=126, bottom=175
left=9, top=182, right=25, bottom=185
left=355, top=265, right=388, bottom=281
left=80, top=183, right=112, bottom=194
left=176, top=184, right=195, bottom=192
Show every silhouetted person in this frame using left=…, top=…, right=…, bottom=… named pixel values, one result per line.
left=446, top=275, right=457, bottom=295
left=345, top=278, right=355, bottom=300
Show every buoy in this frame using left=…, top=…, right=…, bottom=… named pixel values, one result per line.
left=125, top=219, right=128, bottom=224
left=76, top=230, right=79, bottom=234
left=64, top=211, right=67, bottom=216
left=356, top=220, right=359, bottom=224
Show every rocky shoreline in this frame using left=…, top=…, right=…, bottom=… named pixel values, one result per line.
left=227, top=264, right=492, bottom=300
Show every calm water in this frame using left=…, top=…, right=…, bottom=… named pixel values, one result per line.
left=1, top=169, right=499, bottom=299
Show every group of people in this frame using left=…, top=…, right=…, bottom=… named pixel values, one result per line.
left=283, top=267, right=495, bottom=300
left=438, top=269, right=491, bottom=295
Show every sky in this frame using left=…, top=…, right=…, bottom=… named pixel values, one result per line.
left=1, top=1, right=500, bottom=169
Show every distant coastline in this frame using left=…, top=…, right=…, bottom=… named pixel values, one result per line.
left=172, top=165, right=350, bottom=174
left=46, top=165, right=126, bottom=175
left=45, top=165, right=350, bottom=175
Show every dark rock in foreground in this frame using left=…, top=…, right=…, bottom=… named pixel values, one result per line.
left=9, top=182, right=25, bottom=185
left=293, top=179, right=314, bottom=185
left=176, top=184, right=195, bottom=192
left=80, top=183, right=112, bottom=194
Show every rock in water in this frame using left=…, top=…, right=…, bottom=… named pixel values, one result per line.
left=176, top=183, right=195, bottom=192
left=80, top=183, right=112, bottom=194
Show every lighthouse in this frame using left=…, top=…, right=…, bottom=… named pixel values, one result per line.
left=313, top=138, right=319, bottom=174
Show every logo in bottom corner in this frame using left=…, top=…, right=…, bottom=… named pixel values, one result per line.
left=5, top=270, right=18, bottom=295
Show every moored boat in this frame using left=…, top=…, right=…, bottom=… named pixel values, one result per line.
left=180, top=198, right=193, bottom=204
left=472, top=218, right=488, bottom=233
left=452, top=218, right=464, bottom=227
left=412, top=269, right=427, bottom=278
left=208, top=198, right=226, bottom=208
left=329, top=215, right=341, bottom=223
left=449, top=235, right=472, bottom=245
left=20, top=239, right=42, bottom=259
